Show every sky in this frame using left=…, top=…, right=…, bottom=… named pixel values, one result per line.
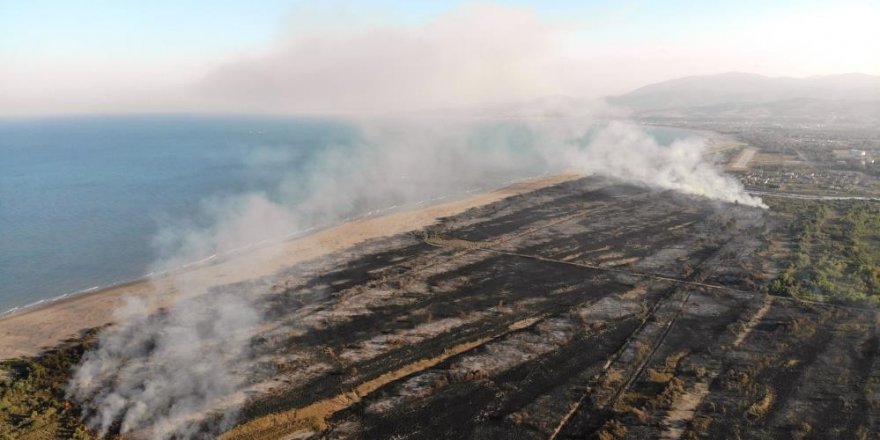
left=1, top=0, right=878, bottom=115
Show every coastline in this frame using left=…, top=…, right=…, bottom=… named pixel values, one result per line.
left=0, top=174, right=577, bottom=360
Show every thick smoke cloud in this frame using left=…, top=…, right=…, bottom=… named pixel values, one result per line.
left=196, top=4, right=565, bottom=114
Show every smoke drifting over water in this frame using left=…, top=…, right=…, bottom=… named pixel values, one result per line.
left=65, top=116, right=553, bottom=439
left=67, top=112, right=764, bottom=438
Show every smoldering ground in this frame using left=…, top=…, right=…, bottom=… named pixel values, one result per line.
left=66, top=113, right=763, bottom=439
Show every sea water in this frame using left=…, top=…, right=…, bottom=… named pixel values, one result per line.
left=0, top=115, right=699, bottom=313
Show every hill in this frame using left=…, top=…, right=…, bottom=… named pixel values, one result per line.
left=609, top=72, right=880, bottom=111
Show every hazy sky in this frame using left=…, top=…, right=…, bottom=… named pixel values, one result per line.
left=1, top=0, right=878, bottom=115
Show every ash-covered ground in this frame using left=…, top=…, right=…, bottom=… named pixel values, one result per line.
left=215, top=176, right=878, bottom=439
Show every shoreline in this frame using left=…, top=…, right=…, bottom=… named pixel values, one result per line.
left=0, top=174, right=577, bottom=360
left=0, top=178, right=525, bottom=318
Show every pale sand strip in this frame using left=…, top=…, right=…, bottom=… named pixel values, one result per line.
left=0, top=174, right=577, bottom=360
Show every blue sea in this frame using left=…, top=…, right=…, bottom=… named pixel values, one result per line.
left=0, top=115, right=699, bottom=313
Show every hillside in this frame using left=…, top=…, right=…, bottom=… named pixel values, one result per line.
left=608, top=72, right=880, bottom=111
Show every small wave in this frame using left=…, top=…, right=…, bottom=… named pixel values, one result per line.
left=1, top=282, right=122, bottom=316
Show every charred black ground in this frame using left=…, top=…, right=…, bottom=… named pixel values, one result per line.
left=217, top=176, right=877, bottom=439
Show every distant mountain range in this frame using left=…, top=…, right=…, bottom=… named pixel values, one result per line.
left=608, top=72, right=880, bottom=111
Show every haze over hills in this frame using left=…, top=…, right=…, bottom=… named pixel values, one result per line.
left=607, top=72, right=880, bottom=125
left=608, top=72, right=880, bottom=111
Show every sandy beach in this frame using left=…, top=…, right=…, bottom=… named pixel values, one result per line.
left=0, top=174, right=576, bottom=360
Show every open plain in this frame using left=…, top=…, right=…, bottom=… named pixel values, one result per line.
left=212, top=176, right=877, bottom=439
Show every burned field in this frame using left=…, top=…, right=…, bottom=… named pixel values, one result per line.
left=4, top=177, right=878, bottom=439
left=212, top=177, right=878, bottom=439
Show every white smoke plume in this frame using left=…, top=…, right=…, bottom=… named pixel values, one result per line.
left=564, top=121, right=767, bottom=208
left=69, top=293, right=259, bottom=438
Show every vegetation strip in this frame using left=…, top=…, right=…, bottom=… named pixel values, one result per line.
left=768, top=199, right=880, bottom=306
